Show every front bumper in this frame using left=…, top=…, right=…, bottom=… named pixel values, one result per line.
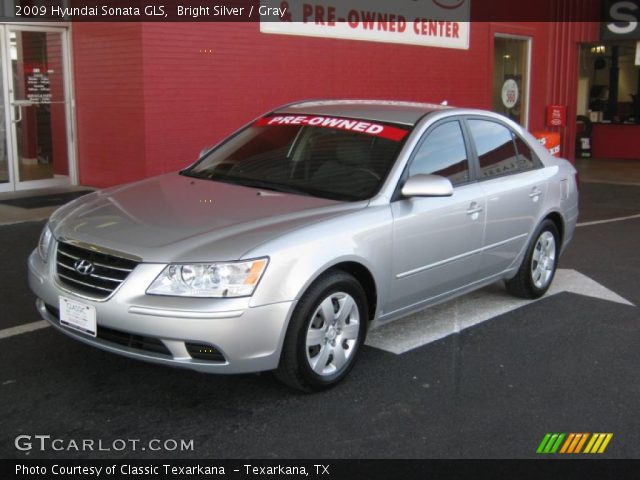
left=28, top=249, right=295, bottom=374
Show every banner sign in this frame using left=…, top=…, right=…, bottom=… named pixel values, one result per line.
left=260, top=0, right=470, bottom=50
left=255, top=114, right=410, bottom=141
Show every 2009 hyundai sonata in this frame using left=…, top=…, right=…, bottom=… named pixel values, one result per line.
left=29, top=100, right=578, bottom=391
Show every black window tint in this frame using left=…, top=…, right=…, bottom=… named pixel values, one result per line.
left=409, top=121, right=470, bottom=186
left=513, top=135, right=537, bottom=171
left=468, top=120, right=519, bottom=179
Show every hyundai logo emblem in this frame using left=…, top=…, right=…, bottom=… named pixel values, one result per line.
left=73, top=259, right=95, bottom=276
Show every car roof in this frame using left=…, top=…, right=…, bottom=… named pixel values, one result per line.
left=274, top=99, right=452, bottom=126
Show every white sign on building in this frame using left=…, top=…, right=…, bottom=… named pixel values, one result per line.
left=260, top=0, right=470, bottom=50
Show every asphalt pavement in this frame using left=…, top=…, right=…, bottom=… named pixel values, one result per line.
left=0, top=183, right=639, bottom=459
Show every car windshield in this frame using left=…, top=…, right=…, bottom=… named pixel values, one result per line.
left=182, top=114, right=411, bottom=201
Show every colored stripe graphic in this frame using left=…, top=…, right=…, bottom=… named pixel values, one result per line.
left=537, top=433, right=565, bottom=454
left=567, top=434, right=579, bottom=453
left=574, top=433, right=589, bottom=453
left=598, top=434, right=613, bottom=453
left=538, top=433, right=613, bottom=454
left=567, top=433, right=584, bottom=453
left=584, top=434, right=599, bottom=453
left=559, top=433, right=575, bottom=454
left=550, top=434, right=565, bottom=453
left=537, top=434, right=552, bottom=454
left=584, top=433, right=613, bottom=454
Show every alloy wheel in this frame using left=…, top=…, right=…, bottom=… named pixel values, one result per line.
left=531, top=231, right=556, bottom=289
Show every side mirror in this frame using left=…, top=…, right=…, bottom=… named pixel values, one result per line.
left=401, top=174, right=454, bottom=198
left=199, top=146, right=214, bottom=158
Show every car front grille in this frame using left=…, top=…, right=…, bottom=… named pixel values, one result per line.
left=56, top=242, right=139, bottom=299
left=44, top=304, right=172, bottom=357
left=97, top=325, right=172, bottom=357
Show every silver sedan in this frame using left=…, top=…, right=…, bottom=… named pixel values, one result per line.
left=28, top=100, right=578, bottom=391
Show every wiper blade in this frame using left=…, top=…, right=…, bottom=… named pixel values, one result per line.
left=220, top=177, right=311, bottom=197
left=180, top=172, right=322, bottom=199
left=179, top=169, right=205, bottom=179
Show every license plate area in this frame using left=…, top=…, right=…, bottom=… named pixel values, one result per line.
left=59, top=296, right=97, bottom=337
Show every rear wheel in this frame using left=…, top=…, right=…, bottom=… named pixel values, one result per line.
left=505, top=219, right=559, bottom=299
left=275, top=271, right=367, bottom=392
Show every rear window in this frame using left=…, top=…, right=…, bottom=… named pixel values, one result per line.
left=184, top=114, right=410, bottom=201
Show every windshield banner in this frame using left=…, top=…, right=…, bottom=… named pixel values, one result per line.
left=255, top=115, right=410, bottom=141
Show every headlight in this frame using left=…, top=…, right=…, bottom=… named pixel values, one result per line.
left=146, top=258, right=268, bottom=298
left=37, top=224, right=53, bottom=262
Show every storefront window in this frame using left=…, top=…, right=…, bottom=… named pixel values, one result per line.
left=493, top=36, right=530, bottom=127
left=578, top=42, right=640, bottom=124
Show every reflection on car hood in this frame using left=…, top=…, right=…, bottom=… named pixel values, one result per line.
left=50, top=173, right=365, bottom=262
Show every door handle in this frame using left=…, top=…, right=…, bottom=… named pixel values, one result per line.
left=529, top=187, right=542, bottom=199
left=11, top=100, right=33, bottom=124
left=466, top=203, right=483, bottom=216
left=12, top=105, right=22, bottom=124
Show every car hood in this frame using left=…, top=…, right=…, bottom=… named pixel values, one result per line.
left=50, top=173, right=366, bottom=262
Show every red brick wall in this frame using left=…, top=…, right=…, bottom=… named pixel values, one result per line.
left=72, top=23, right=146, bottom=187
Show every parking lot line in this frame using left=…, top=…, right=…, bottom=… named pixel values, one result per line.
left=577, top=213, right=640, bottom=227
left=0, top=320, right=49, bottom=340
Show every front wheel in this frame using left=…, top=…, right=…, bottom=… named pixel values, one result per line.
left=505, top=219, right=560, bottom=299
left=275, top=271, right=368, bottom=392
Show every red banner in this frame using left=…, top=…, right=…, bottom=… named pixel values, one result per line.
left=255, top=114, right=409, bottom=141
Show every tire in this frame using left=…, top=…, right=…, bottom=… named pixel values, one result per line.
left=275, top=271, right=368, bottom=392
left=505, top=219, right=560, bottom=299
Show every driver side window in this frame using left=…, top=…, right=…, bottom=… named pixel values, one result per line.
left=409, top=121, right=470, bottom=186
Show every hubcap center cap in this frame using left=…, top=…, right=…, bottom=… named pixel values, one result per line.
left=326, top=326, right=338, bottom=341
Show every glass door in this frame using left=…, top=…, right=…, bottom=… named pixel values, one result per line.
left=0, top=24, right=73, bottom=191
left=493, top=35, right=531, bottom=127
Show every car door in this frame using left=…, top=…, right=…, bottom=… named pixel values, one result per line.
left=465, top=117, right=549, bottom=278
left=388, top=119, right=486, bottom=314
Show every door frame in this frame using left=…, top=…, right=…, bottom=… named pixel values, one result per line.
left=0, top=23, right=77, bottom=192
left=0, top=26, right=10, bottom=192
